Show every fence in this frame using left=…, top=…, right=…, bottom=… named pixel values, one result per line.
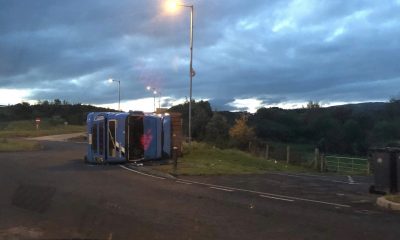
left=325, top=155, right=370, bottom=174
left=248, top=141, right=370, bottom=175
left=248, top=141, right=316, bottom=167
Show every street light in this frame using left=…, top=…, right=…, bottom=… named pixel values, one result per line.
left=165, top=1, right=195, bottom=144
left=146, top=86, right=162, bottom=112
left=108, top=78, right=121, bottom=111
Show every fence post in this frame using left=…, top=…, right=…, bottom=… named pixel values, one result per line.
left=248, top=141, right=252, bottom=153
left=286, top=145, right=290, bottom=164
left=265, top=144, right=269, bottom=160
left=367, top=161, right=370, bottom=175
left=314, top=148, right=319, bottom=169
left=320, top=153, right=324, bottom=172
left=351, top=158, right=354, bottom=173
left=336, top=157, right=339, bottom=172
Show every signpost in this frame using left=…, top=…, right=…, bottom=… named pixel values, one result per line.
left=35, top=118, right=41, bottom=130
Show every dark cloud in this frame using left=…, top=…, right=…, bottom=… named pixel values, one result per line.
left=0, top=0, right=399, bottom=111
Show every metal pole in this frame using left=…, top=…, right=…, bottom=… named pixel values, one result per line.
left=158, top=92, right=161, bottom=109
left=118, top=80, right=121, bottom=111
left=153, top=94, right=156, bottom=113
left=188, top=5, right=194, bottom=144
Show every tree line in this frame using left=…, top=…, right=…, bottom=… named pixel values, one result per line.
left=170, top=99, right=400, bottom=156
left=1, top=98, right=399, bottom=156
left=0, top=99, right=116, bottom=125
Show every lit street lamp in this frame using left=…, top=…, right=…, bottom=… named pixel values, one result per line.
left=165, top=1, right=195, bottom=144
left=108, top=78, right=121, bottom=111
left=146, top=86, right=162, bottom=112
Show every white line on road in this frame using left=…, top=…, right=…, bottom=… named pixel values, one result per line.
left=260, top=195, right=294, bottom=202
left=209, top=186, right=234, bottom=192
left=119, top=165, right=166, bottom=180
left=347, top=175, right=355, bottom=184
left=176, top=181, right=193, bottom=185
left=266, top=172, right=362, bottom=185
left=180, top=179, right=351, bottom=208
left=118, top=167, right=351, bottom=208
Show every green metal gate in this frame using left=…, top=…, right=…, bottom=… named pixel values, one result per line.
left=325, top=155, right=370, bottom=174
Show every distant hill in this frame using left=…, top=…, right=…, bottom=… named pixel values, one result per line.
left=0, top=100, right=118, bottom=125
left=327, top=102, right=387, bottom=113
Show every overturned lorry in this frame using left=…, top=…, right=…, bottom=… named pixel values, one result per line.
left=85, top=111, right=182, bottom=164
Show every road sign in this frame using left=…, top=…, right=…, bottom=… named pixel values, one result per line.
left=35, top=118, right=41, bottom=130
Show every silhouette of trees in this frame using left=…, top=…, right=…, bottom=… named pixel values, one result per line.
left=0, top=99, right=116, bottom=125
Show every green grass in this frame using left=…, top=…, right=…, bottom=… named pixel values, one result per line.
left=153, top=142, right=311, bottom=175
left=0, top=138, right=42, bottom=152
left=0, top=120, right=85, bottom=138
left=385, top=195, right=400, bottom=204
left=266, top=141, right=315, bottom=152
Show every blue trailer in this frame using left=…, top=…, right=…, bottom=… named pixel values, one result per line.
left=85, top=111, right=172, bottom=164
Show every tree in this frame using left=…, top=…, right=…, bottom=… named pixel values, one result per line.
left=205, top=113, right=230, bottom=147
left=306, top=101, right=320, bottom=109
left=169, top=100, right=212, bottom=140
left=12, top=102, right=32, bottom=120
left=53, top=99, right=62, bottom=105
left=229, top=115, right=255, bottom=149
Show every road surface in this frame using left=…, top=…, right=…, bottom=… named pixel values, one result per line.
left=0, top=140, right=398, bottom=239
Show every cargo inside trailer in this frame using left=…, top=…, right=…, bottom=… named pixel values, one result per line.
left=128, top=115, right=144, bottom=161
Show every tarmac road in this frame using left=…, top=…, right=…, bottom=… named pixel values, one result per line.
left=0, top=140, right=399, bottom=240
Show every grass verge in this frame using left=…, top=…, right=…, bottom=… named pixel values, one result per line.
left=0, top=124, right=85, bottom=138
left=0, top=138, right=41, bottom=152
left=385, top=195, right=400, bottom=204
left=152, top=142, right=311, bottom=175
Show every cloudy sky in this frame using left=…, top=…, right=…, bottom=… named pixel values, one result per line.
left=1, top=0, right=399, bottom=112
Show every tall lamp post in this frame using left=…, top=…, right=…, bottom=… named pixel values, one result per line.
left=147, top=86, right=161, bottom=112
left=108, top=78, right=121, bottom=111
left=166, top=1, right=195, bottom=144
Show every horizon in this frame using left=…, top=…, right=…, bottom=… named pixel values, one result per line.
left=0, top=98, right=390, bottom=114
left=1, top=1, right=399, bottom=112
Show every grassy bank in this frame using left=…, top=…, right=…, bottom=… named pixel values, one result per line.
left=0, top=120, right=85, bottom=138
left=0, top=138, right=41, bottom=152
left=153, top=142, right=311, bottom=175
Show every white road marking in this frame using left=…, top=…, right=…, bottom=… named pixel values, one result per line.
left=260, top=195, right=294, bottom=202
left=347, top=175, right=355, bottom=184
left=118, top=166, right=351, bottom=208
left=267, top=172, right=362, bottom=185
left=180, top=179, right=351, bottom=208
left=176, top=181, right=192, bottom=185
left=209, top=186, right=234, bottom=192
left=119, top=165, right=165, bottom=180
